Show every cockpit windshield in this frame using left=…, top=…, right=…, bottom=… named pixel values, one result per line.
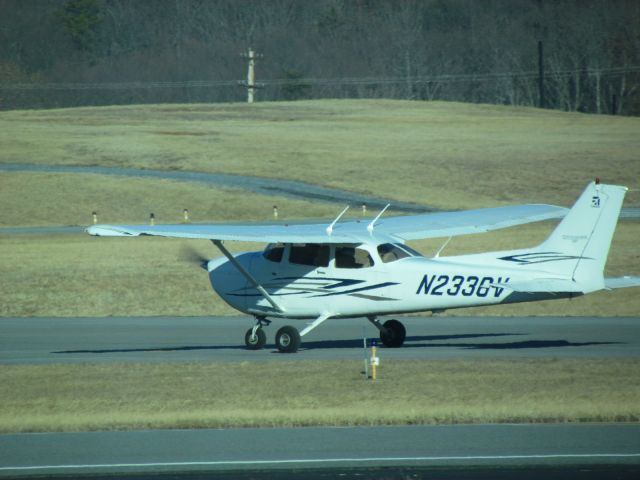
left=377, top=243, right=422, bottom=263
left=263, top=243, right=285, bottom=263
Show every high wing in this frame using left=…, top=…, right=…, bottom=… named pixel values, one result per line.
left=365, top=204, right=568, bottom=241
left=87, top=203, right=567, bottom=244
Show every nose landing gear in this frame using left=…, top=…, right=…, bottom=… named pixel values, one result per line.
left=243, top=313, right=331, bottom=353
left=244, top=327, right=266, bottom=349
left=244, top=317, right=271, bottom=350
left=244, top=322, right=301, bottom=353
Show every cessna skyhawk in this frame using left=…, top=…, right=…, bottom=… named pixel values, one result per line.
left=87, top=180, right=639, bottom=353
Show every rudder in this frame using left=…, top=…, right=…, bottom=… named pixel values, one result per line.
left=536, top=181, right=627, bottom=292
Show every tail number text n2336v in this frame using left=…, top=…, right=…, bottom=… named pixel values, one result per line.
left=416, top=274, right=510, bottom=297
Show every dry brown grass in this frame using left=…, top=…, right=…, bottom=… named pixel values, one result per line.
left=1, top=359, right=638, bottom=433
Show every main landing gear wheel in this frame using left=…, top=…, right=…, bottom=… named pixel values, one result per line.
left=380, top=319, right=406, bottom=348
left=275, top=326, right=301, bottom=353
left=244, top=327, right=267, bottom=350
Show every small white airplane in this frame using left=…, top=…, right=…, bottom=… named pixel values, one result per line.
left=88, top=180, right=639, bottom=353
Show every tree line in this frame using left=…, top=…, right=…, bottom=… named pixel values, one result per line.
left=1, top=0, right=639, bottom=114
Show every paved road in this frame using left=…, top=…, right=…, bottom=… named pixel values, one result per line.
left=2, top=164, right=638, bottom=233
left=0, top=163, right=431, bottom=213
left=1, top=316, right=639, bottom=364
left=1, top=424, right=639, bottom=478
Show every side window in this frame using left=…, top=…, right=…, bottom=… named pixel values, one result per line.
left=289, top=244, right=330, bottom=267
left=335, top=246, right=374, bottom=269
left=263, top=243, right=285, bottom=263
left=377, top=243, right=411, bottom=263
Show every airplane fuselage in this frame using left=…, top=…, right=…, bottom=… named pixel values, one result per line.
left=207, top=244, right=564, bottom=319
left=86, top=181, right=636, bottom=353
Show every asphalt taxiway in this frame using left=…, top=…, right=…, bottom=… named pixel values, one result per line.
left=1, top=424, right=640, bottom=478
left=1, top=315, right=639, bottom=364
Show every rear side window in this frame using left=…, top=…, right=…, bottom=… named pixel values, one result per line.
left=289, top=244, right=330, bottom=267
left=263, top=243, right=284, bottom=263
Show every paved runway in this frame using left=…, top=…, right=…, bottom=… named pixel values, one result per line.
left=1, top=424, right=639, bottom=478
left=1, top=315, right=639, bottom=364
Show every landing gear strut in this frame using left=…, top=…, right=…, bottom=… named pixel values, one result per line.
left=244, top=317, right=270, bottom=350
left=244, top=313, right=331, bottom=353
left=244, top=319, right=301, bottom=353
left=368, top=317, right=406, bottom=348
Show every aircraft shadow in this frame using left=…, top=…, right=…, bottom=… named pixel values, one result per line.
left=51, top=333, right=621, bottom=355
left=401, top=339, right=621, bottom=350
left=52, top=344, right=248, bottom=355
left=52, top=333, right=518, bottom=355
left=301, top=333, right=521, bottom=350
left=301, top=333, right=620, bottom=351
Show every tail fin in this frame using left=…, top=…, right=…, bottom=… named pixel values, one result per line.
left=536, top=181, right=627, bottom=292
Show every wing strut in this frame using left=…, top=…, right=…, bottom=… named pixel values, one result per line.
left=212, top=240, right=286, bottom=314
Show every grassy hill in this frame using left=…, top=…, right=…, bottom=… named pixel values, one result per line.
left=0, top=99, right=638, bottom=317
left=2, top=99, right=639, bottom=210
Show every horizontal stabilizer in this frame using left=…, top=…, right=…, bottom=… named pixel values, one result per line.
left=605, top=276, right=640, bottom=290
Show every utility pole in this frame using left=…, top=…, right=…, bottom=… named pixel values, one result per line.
left=241, top=48, right=262, bottom=103
left=538, top=40, right=545, bottom=108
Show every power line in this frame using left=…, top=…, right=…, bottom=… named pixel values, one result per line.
left=0, top=79, right=240, bottom=91
left=1, top=66, right=638, bottom=91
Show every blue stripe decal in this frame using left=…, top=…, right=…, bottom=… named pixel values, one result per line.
left=311, top=282, right=399, bottom=297
left=225, top=277, right=398, bottom=299
left=274, top=277, right=364, bottom=289
left=499, top=252, right=592, bottom=265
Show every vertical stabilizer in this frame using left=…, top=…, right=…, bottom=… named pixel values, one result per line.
left=536, top=181, right=627, bottom=292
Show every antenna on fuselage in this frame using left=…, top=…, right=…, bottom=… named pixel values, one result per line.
left=367, top=204, right=391, bottom=234
left=326, top=206, right=350, bottom=236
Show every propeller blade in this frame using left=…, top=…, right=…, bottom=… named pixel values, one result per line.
left=179, top=244, right=209, bottom=270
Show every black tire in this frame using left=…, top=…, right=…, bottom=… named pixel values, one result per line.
left=245, top=327, right=266, bottom=350
left=380, top=319, right=406, bottom=348
left=275, top=326, right=301, bottom=353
